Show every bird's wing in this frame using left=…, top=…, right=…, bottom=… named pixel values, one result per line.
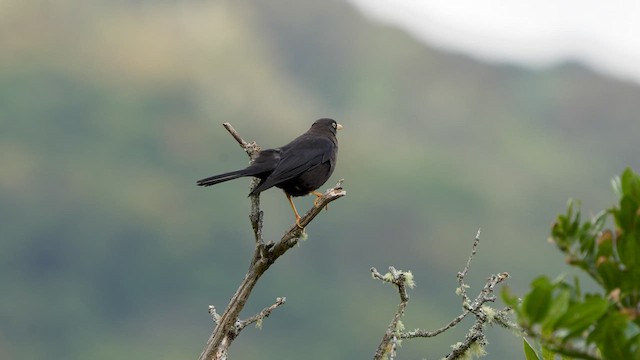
left=254, top=136, right=334, bottom=191
left=249, top=148, right=281, bottom=172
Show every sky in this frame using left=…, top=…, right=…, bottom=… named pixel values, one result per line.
left=349, top=0, right=640, bottom=85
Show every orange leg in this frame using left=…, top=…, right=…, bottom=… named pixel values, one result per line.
left=311, top=191, right=328, bottom=210
left=286, top=193, right=304, bottom=228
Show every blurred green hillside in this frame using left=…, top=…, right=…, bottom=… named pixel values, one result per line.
left=1, top=1, right=639, bottom=359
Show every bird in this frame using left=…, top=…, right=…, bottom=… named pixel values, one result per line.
left=197, top=118, right=342, bottom=227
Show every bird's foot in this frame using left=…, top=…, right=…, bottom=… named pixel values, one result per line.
left=312, top=191, right=328, bottom=210
left=295, top=216, right=305, bottom=229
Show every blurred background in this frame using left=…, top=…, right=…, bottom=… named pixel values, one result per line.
left=2, top=0, right=639, bottom=359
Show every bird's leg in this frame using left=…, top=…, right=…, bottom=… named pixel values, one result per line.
left=286, top=193, right=304, bottom=229
left=311, top=191, right=328, bottom=210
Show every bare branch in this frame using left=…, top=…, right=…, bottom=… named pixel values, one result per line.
left=272, top=180, right=346, bottom=258
left=442, top=238, right=510, bottom=360
left=456, top=228, right=481, bottom=307
left=371, top=267, right=413, bottom=360
left=401, top=311, right=469, bottom=339
left=221, top=123, right=264, bottom=244
left=236, top=297, right=286, bottom=332
left=373, top=230, right=513, bottom=360
left=222, top=123, right=253, bottom=153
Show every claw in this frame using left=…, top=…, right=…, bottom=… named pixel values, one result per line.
left=311, top=191, right=328, bottom=210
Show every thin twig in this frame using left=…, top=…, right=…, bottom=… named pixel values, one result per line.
left=371, top=267, right=413, bottom=360
left=235, top=297, right=286, bottom=332
left=442, top=270, right=510, bottom=360
left=456, top=228, right=481, bottom=307
left=222, top=123, right=250, bottom=150
left=401, top=311, right=469, bottom=339
left=222, top=123, right=264, bottom=245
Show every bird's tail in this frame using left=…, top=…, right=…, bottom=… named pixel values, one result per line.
left=196, top=169, right=248, bottom=187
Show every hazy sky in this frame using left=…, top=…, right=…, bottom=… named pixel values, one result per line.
left=350, top=0, right=640, bottom=84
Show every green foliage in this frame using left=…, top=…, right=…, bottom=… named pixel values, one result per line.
left=505, top=168, right=640, bottom=359
left=523, top=338, right=541, bottom=360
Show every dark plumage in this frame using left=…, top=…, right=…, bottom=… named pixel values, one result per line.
left=197, top=118, right=342, bottom=226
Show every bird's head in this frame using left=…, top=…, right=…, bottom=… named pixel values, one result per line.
left=312, top=118, right=343, bottom=135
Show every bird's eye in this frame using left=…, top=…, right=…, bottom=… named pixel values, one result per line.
left=332, top=122, right=336, bottom=128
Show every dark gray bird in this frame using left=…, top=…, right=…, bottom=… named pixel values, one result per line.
left=197, top=118, right=342, bottom=226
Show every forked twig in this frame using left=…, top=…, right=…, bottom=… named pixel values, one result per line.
left=372, top=230, right=514, bottom=360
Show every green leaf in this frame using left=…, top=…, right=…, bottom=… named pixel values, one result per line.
left=541, top=346, right=563, bottom=360
left=552, top=201, right=581, bottom=252
left=573, top=276, right=581, bottom=298
left=523, top=338, right=541, bottom=360
left=541, top=289, right=570, bottom=334
left=612, top=175, right=623, bottom=197
left=523, top=277, right=553, bottom=323
left=620, top=167, right=640, bottom=201
left=578, top=221, right=596, bottom=256
left=617, top=195, right=639, bottom=232
left=596, top=261, right=622, bottom=293
left=618, top=267, right=640, bottom=299
left=589, top=312, right=630, bottom=360
left=555, top=295, right=609, bottom=339
left=619, top=232, right=640, bottom=270
left=593, top=210, right=608, bottom=232
left=626, top=333, right=640, bottom=360
left=595, top=229, right=614, bottom=258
